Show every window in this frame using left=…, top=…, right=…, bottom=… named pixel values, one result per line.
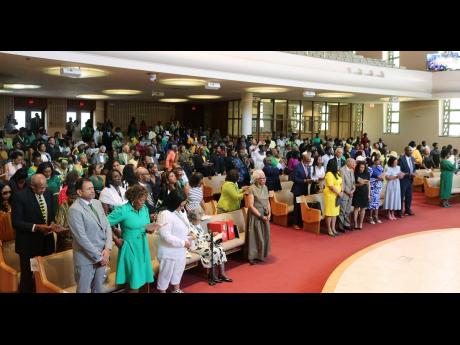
left=320, top=104, right=329, bottom=131
left=66, top=111, right=92, bottom=129
left=227, top=100, right=240, bottom=138
left=384, top=102, right=400, bottom=134
left=440, top=99, right=460, bottom=137
left=383, top=51, right=400, bottom=67
left=14, top=111, right=26, bottom=130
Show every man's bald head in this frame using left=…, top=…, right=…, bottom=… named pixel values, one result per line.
left=136, top=167, right=150, bottom=182
left=31, top=173, right=47, bottom=195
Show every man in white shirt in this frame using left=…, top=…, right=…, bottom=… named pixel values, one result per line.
left=93, top=125, right=103, bottom=146
left=251, top=145, right=266, bottom=170
left=321, top=147, right=334, bottom=168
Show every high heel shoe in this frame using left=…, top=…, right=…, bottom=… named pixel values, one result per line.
left=328, top=232, right=336, bottom=237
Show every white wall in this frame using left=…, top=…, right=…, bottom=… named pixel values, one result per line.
left=363, top=100, right=460, bottom=154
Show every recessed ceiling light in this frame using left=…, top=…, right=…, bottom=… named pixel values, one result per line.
left=188, top=95, right=222, bottom=99
left=76, top=94, right=109, bottom=100
left=317, top=92, right=354, bottom=98
left=43, top=66, right=109, bottom=78
left=159, top=78, right=206, bottom=86
left=245, top=87, right=288, bottom=93
left=158, top=98, right=188, bottom=103
left=0, top=89, right=13, bottom=93
left=3, top=84, right=41, bottom=89
left=102, top=89, right=142, bottom=95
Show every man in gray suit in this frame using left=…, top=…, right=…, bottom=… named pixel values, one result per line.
left=68, top=178, right=112, bottom=293
left=338, top=158, right=356, bottom=232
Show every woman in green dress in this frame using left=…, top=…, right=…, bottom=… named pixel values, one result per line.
left=244, top=169, right=271, bottom=265
left=107, top=185, right=159, bottom=292
left=440, top=148, right=457, bottom=208
left=37, top=162, right=62, bottom=211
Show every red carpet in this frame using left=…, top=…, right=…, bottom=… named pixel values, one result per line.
left=181, top=192, right=457, bottom=292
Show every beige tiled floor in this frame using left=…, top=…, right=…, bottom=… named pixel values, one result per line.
left=328, top=228, right=460, bottom=293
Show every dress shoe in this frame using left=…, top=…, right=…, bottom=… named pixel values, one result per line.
left=249, top=260, right=256, bottom=265
left=405, top=211, right=415, bottom=216
left=293, top=225, right=301, bottom=230
left=219, top=275, right=233, bottom=282
left=344, top=226, right=352, bottom=231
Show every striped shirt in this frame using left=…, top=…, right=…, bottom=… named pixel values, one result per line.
left=186, top=186, right=203, bottom=212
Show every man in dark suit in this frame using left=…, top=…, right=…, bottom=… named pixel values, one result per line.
left=397, top=146, right=416, bottom=217
left=12, top=173, right=66, bottom=292
left=291, top=152, right=313, bottom=229
left=30, top=113, right=42, bottom=133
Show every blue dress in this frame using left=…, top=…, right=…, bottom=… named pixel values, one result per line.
left=107, top=203, right=154, bottom=289
left=368, top=165, right=384, bottom=210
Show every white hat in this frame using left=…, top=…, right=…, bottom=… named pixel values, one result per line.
left=356, top=155, right=366, bottom=162
left=164, top=131, right=171, bottom=136
left=75, top=141, right=85, bottom=147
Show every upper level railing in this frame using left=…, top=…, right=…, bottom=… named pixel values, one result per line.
left=281, top=51, right=406, bottom=69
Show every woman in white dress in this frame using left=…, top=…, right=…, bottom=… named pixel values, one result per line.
left=3, top=151, right=24, bottom=181
left=156, top=190, right=194, bottom=293
left=383, top=156, right=403, bottom=220
left=99, top=169, right=127, bottom=248
left=311, top=155, right=326, bottom=194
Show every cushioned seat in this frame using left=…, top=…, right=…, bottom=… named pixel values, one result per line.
left=300, top=194, right=325, bottom=234
left=204, top=200, right=217, bottom=215
left=269, top=190, right=294, bottom=226
left=36, top=243, right=122, bottom=293
left=0, top=240, right=20, bottom=292
left=281, top=181, right=293, bottom=190
left=203, top=175, right=226, bottom=201
left=279, top=174, right=289, bottom=182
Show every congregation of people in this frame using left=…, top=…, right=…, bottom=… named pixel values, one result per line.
left=1, top=113, right=458, bottom=292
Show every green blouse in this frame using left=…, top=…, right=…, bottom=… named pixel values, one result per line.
left=89, top=175, right=104, bottom=193
left=217, top=181, right=245, bottom=212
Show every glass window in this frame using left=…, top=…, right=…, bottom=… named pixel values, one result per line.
left=384, top=102, right=400, bottom=134
left=14, top=110, right=26, bottom=130
left=66, top=111, right=77, bottom=124
left=440, top=99, right=460, bottom=137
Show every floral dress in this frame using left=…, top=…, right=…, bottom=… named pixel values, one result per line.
left=368, top=165, right=384, bottom=210
left=189, top=223, right=227, bottom=268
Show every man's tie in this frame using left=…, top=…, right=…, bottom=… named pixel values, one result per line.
left=37, top=194, right=47, bottom=224
left=88, top=203, right=101, bottom=224
left=307, top=165, right=311, bottom=179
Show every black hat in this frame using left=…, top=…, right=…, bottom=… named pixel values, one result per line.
left=165, top=189, right=187, bottom=212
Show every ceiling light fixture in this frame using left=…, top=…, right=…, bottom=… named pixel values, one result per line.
left=102, top=89, right=142, bottom=95
left=76, top=94, right=109, bottom=100
left=159, top=78, right=206, bottom=87
left=245, top=87, right=288, bottom=93
left=3, top=84, right=41, bottom=89
left=158, top=98, right=188, bottom=103
left=0, top=89, right=13, bottom=93
left=317, top=92, right=354, bottom=98
left=303, top=90, right=316, bottom=97
left=152, top=91, right=165, bottom=97
left=43, top=67, right=108, bottom=78
left=205, top=81, right=221, bottom=90
left=188, top=95, right=222, bottom=100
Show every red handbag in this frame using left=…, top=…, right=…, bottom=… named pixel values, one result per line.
left=207, top=221, right=229, bottom=242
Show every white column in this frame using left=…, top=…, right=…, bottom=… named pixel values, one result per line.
left=241, top=92, right=253, bottom=136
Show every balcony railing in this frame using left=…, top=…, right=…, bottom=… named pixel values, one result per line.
left=281, top=51, right=406, bottom=69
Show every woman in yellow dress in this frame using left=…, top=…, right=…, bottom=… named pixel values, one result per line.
left=323, top=159, right=343, bottom=237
